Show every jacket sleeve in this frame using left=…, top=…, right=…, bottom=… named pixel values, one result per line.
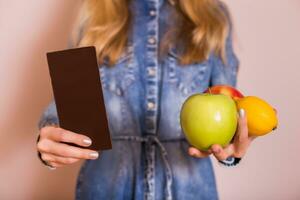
left=37, top=100, right=60, bottom=131
left=209, top=10, right=240, bottom=88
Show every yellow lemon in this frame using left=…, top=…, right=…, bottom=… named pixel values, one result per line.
left=236, top=96, right=278, bottom=136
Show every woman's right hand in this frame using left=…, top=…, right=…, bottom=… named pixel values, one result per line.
left=37, top=126, right=99, bottom=168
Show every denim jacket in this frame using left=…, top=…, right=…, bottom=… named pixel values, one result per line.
left=38, top=0, right=239, bottom=199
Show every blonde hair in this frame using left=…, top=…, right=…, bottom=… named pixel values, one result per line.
left=71, top=0, right=230, bottom=66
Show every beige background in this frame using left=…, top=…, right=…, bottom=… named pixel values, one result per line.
left=0, top=0, right=299, bottom=199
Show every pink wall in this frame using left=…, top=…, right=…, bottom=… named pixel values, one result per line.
left=212, top=0, right=300, bottom=199
left=0, top=0, right=299, bottom=199
left=0, top=1, right=81, bottom=199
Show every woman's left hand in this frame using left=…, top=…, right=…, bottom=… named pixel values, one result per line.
left=188, top=109, right=256, bottom=161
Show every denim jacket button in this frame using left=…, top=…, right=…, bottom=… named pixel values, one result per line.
left=147, top=68, right=156, bottom=76
left=149, top=10, right=156, bottom=16
left=147, top=102, right=155, bottom=110
left=168, top=0, right=175, bottom=6
left=148, top=37, right=156, bottom=45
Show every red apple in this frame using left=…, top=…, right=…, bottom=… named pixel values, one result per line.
left=204, top=85, right=244, bottom=101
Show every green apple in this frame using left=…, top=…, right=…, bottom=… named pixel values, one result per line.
left=180, top=93, right=238, bottom=151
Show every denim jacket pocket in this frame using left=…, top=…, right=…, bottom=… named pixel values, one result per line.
left=166, top=47, right=210, bottom=96
left=99, top=43, right=137, bottom=96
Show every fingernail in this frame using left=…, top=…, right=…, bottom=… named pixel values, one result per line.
left=89, top=152, right=99, bottom=159
left=239, top=108, right=245, bottom=117
left=83, top=139, right=92, bottom=145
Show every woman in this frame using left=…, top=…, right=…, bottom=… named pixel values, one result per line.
left=36, top=0, right=255, bottom=199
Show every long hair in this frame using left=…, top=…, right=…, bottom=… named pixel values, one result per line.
left=71, top=0, right=230, bottom=66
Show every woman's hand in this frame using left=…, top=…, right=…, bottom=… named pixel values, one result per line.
left=188, top=109, right=256, bottom=162
left=37, top=126, right=99, bottom=168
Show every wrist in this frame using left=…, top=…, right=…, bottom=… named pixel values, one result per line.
left=218, top=156, right=242, bottom=167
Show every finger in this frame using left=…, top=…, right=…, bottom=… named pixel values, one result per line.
left=38, top=139, right=99, bottom=160
left=47, top=127, right=92, bottom=147
left=41, top=153, right=80, bottom=165
left=188, top=147, right=211, bottom=158
left=235, top=108, right=249, bottom=143
left=211, top=144, right=231, bottom=161
left=232, top=109, right=252, bottom=157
